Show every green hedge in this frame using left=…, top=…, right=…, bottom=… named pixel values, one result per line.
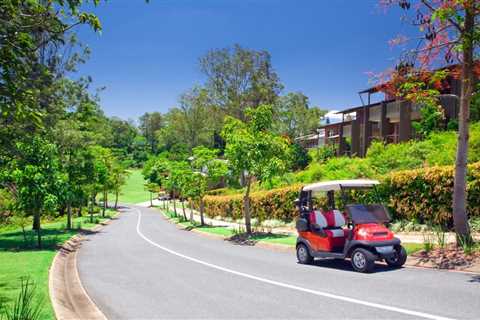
left=203, top=184, right=302, bottom=222
left=382, top=162, right=480, bottom=226
left=202, top=162, right=480, bottom=227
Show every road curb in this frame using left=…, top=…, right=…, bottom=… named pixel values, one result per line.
left=49, top=215, right=118, bottom=320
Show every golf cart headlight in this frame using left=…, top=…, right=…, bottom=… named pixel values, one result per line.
left=358, top=229, right=369, bottom=237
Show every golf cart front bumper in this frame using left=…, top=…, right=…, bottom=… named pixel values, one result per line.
left=349, top=238, right=401, bottom=259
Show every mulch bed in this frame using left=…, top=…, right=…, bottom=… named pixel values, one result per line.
left=227, top=232, right=272, bottom=246
left=411, top=244, right=480, bottom=270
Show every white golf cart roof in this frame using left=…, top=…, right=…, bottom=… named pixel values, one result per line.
left=302, top=179, right=380, bottom=192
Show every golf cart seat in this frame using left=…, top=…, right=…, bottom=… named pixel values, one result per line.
left=308, top=210, right=347, bottom=251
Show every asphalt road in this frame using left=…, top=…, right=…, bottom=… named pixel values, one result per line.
left=77, top=205, right=480, bottom=320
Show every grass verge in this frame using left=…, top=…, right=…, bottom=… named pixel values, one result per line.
left=0, top=209, right=116, bottom=320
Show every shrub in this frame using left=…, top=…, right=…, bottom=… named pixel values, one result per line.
left=203, top=184, right=303, bottom=223
left=295, top=157, right=374, bottom=183
left=382, top=162, right=480, bottom=226
left=309, top=145, right=337, bottom=163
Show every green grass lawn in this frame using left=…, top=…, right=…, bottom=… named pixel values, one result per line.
left=109, top=169, right=151, bottom=204
left=0, top=210, right=115, bottom=320
left=402, top=242, right=425, bottom=255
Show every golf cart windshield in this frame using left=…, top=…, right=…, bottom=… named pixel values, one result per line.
left=346, top=204, right=390, bottom=224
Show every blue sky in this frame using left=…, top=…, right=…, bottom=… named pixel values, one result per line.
left=77, top=0, right=412, bottom=120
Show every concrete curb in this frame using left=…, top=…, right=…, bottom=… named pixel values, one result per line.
left=160, top=210, right=480, bottom=275
left=49, top=215, right=118, bottom=320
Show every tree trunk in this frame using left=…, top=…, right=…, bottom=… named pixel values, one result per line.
left=102, top=190, right=107, bottom=217
left=21, top=226, right=27, bottom=243
left=243, top=176, right=252, bottom=234
left=78, top=205, right=82, bottom=217
left=189, top=199, right=194, bottom=223
left=89, top=194, right=94, bottom=223
left=35, top=209, right=41, bottom=249
left=173, top=194, right=177, bottom=216
left=67, top=202, right=72, bottom=230
left=200, top=199, right=205, bottom=226
left=115, top=190, right=119, bottom=209
left=32, top=212, right=40, bottom=230
left=452, top=7, right=474, bottom=243
left=150, top=192, right=153, bottom=207
left=181, top=200, right=187, bottom=221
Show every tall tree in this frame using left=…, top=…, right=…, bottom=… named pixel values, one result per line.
left=200, top=44, right=283, bottom=121
left=178, top=87, right=214, bottom=150
left=381, top=0, right=480, bottom=241
left=139, top=112, right=163, bottom=154
left=0, top=0, right=101, bottom=122
left=222, top=105, right=292, bottom=234
left=1, top=138, right=62, bottom=248
left=274, top=92, right=327, bottom=138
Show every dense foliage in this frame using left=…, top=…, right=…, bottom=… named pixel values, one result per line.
left=0, top=1, right=132, bottom=247
left=202, top=162, right=480, bottom=230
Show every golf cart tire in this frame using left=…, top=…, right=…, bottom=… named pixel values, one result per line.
left=351, top=248, right=375, bottom=273
left=385, top=246, right=407, bottom=268
left=296, top=243, right=314, bottom=265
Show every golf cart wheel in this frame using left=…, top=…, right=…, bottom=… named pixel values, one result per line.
left=296, top=243, right=313, bottom=265
left=385, top=246, right=407, bottom=268
left=351, top=248, right=375, bottom=273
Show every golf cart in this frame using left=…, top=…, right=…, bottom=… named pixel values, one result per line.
left=295, top=179, right=407, bottom=273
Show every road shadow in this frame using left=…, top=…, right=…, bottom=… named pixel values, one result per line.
left=0, top=227, right=101, bottom=252
left=301, top=258, right=400, bottom=274
left=468, top=275, right=480, bottom=283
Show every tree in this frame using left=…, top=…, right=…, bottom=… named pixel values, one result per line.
left=222, top=105, right=292, bottom=234
left=274, top=92, right=326, bottom=139
left=139, top=112, right=163, bottom=154
left=110, top=117, right=138, bottom=157
left=189, top=146, right=228, bottom=225
left=200, top=44, right=283, bottom=121
left=0, top=0, right=101, bottom=122
left=90, top=147, right=114, bottom=217
left=164, top=161, right=190, bottom=217
left=178, top=87, right=214, bottom=150
left=381, top=0, right=480, bottom=242
left=111, top=162, right=130, bottom=209
left=1, top=138, right=62, bottom=248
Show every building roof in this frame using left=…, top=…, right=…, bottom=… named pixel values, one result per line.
left=336, top=99, right=396, bottom=115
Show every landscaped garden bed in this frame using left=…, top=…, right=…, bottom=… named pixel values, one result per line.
left=409, top=244, right=480, bottom=271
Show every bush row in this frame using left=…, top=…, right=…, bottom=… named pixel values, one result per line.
left=381, top=162, right=480, bottom=226
left=203, top=184, right=302, bottom=222
left=202, top=162, right=480, bottom=227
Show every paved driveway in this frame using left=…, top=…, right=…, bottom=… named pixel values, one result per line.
left=77, top=205, right=480, bottom=319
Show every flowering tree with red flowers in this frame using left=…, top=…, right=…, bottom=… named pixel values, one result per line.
left=380, top=0, right=480, bottom=242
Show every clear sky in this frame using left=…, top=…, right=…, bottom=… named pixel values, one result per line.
left=77, top=0, right=412, bottom=120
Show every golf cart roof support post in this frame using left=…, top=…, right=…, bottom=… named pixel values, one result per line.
left=372, top=185, right=381, bottom=204
left=339, top=186, right=347, bottom=209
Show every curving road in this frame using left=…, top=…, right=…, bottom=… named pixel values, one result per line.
left=77, top=205, right=480, bottom=320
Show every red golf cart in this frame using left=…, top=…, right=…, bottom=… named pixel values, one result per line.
left=295, top=179, right=407, bottom=273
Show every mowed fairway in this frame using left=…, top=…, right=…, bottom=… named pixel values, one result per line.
left=110, top=169, right=150, bottom=204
